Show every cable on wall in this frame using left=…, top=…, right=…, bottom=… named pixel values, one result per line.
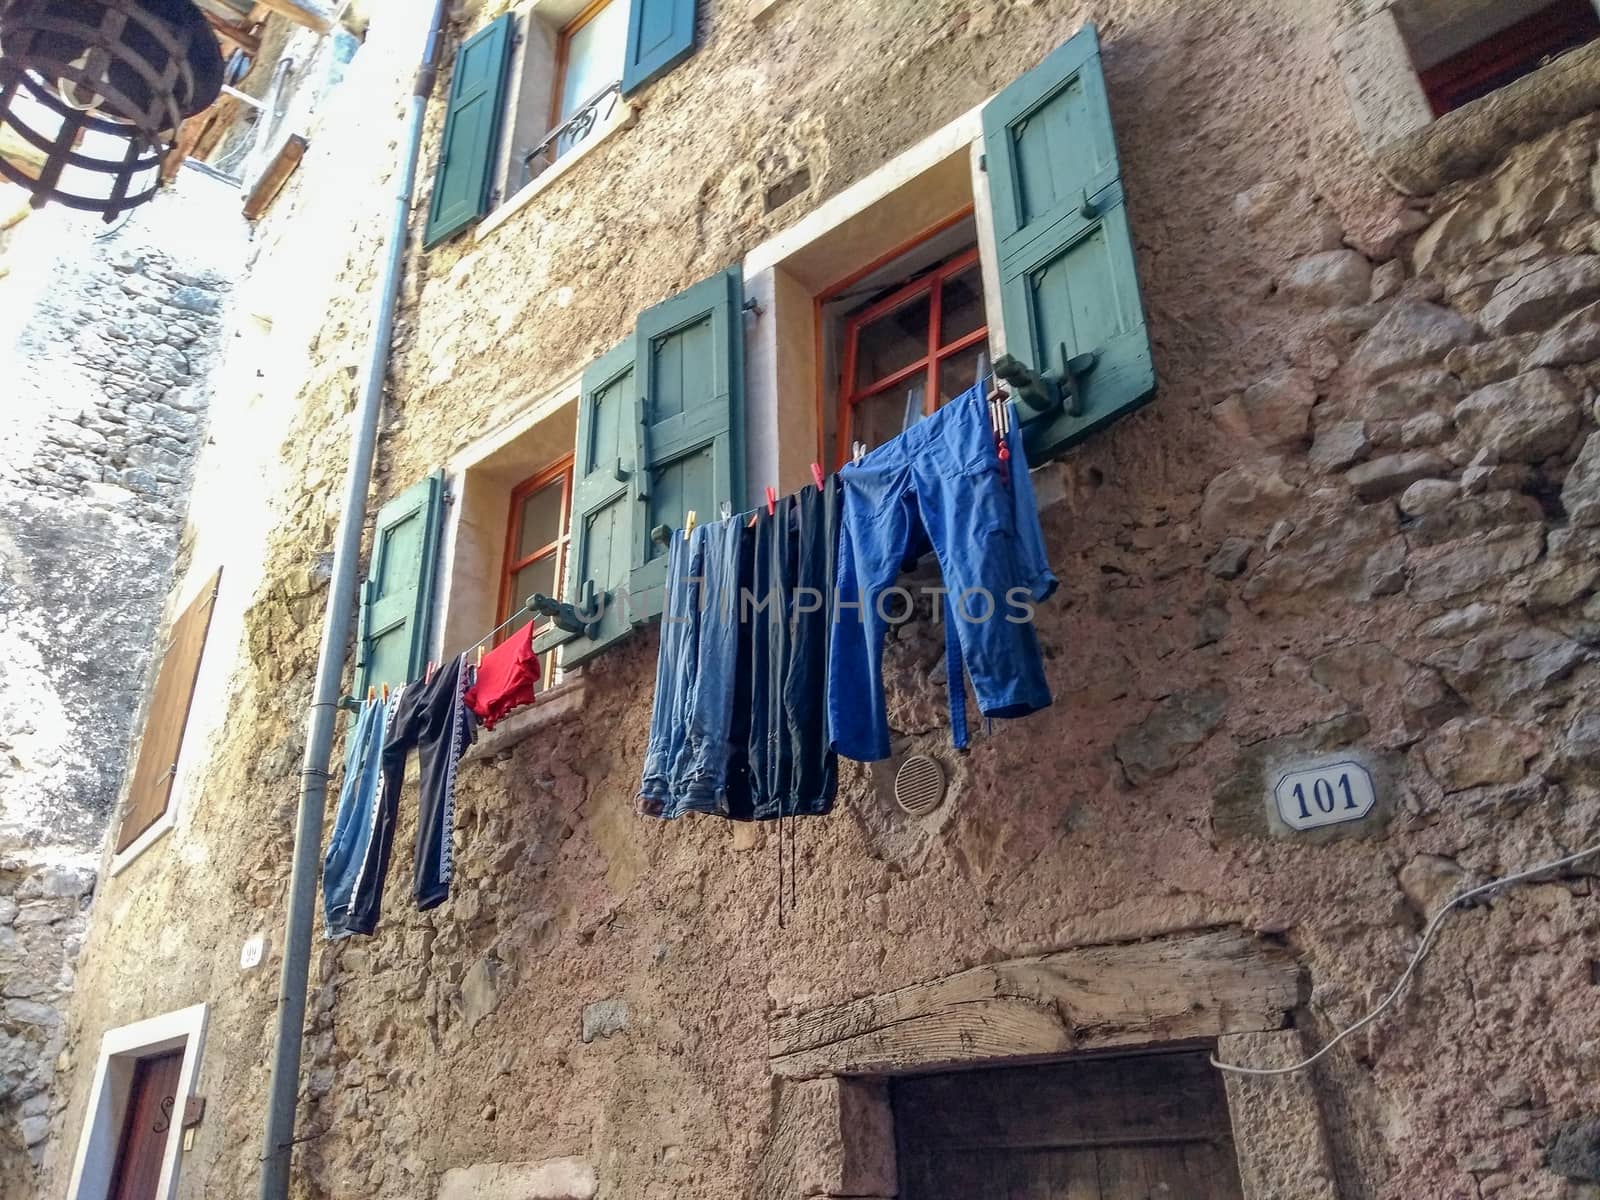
left=1211, top=838, right=1600, bottom=1078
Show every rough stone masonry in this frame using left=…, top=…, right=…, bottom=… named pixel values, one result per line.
left=33, top=2, right=1600, bottom=1199
left=0, top=172, right=243, bottom=1187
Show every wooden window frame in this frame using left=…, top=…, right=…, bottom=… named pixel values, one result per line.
left=834, top=243, right=987, bottom=467
left=496, top=454, right=575, bottom=641
left=1416, top=0, right=1600, bottom=116
left=549, top=0, right=621, bottom=140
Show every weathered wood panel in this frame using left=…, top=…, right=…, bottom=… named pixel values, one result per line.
left=242, top=134, right=307, bottom=220
left=769, top=928, right=1301, bottom=1078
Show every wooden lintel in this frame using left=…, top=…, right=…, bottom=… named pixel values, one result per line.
left=768, top=928, right=1303, bottom=1079
left=250, top=0, right=331, bottom=33
left=242, top=133, right=307, bottom=220
left=162, top=94, right=242, bottom=184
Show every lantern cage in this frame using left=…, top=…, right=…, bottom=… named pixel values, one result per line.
left=0, top=0, right=222, bottom=220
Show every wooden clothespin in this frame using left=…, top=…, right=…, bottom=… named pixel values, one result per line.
left=367, top=685, right=376, bottom=702
left=765, top=486, right=777, bottom=516
left=684, top=510, right=698, bottom=539
left=381, top=682, right=390, bottom=702
left=475, top=643, right=485, bottom=667
left=810, top=462, right=824, bottom=490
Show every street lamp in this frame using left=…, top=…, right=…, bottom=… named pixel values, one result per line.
left=0, top=0, right=222, bottom=220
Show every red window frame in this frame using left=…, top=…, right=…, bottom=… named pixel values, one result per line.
left=496, top=454, right=575, bottom=642
left=1416, top=0, right=1600, bottom=117
left=836, top=245, right=987, bottom=467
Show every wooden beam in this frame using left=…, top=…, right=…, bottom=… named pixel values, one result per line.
left=249, top=0, right=331, bottom=33
left=768, top=928, right=1303, bottom=1079
left=162, top=94, right=242, bottom=184
left=203, top=10, right=262, bottom=57
left=242, top=133, right=307, bottom=220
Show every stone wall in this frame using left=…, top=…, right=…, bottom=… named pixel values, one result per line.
left=40, top=2, right=1600, bottom=1200
left=0, top=172, right=244, bottom=1195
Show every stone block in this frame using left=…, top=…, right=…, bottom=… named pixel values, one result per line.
left=1399, top=478, right=1458, bottom=516
left=1350, top=302, right=1476, bottom=383
left=1405, top=491, right=1543, bottom=547
left=1200, top=462, right=1295, bottom=534
left=1347, top=450, right=1451, bottom=500
left=1114, top=685, right=1228, bottom=785
left=580, top=997, right=628, bottom=1043
left=1452, top=369, right=1580, bottom=463
left=1218, top=1030, right=1340, bottom=1200
left=754, top=1077, right=895, bottom=1200
left=1562, top=431, right=1600, bottom=526
left=1480, top=256, right=1600, bottom=335
left=1309, top=420, right=1370, bottom=472
left=1409, top=526, right=1544, bottom=603
left=1421, top=717, right=1540, bottom=791
left=1398, top=854, right=1466, bottom=918
left=1527, top=298, right=1600, bottom=367
left=1286, top=248, right=1374, bottom=305
left=437, top=1158, right=598, bottom=1200
left=1358, top=368, right=1462, bottom=422
left=1548, top=1118, right=1600, bottom=1182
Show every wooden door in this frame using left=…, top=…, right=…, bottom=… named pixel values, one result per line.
left=108, top=1050, right=184, bottom=1200
left=894, top=1049, right=1244, bottom=1200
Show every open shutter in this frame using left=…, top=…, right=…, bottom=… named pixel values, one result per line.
left=553, top=335, right=643, bottom=666
left=630, top=267, right=744, bottom=619
left=983, top=24, right=1155, bottom=462
left=621, top=0, right=698, bottom=95
left=116, top=570, right=221, bottom=853
left=423, top=14, right=514, bottom=249
left=355, top=472, right=446, bottom=697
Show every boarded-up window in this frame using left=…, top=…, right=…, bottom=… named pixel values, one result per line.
left=893, top=1050, right=1245, bottom=1199
left=115, top=571, right=221, bottom=854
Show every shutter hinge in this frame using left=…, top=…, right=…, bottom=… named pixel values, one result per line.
left=978, top=153, right=986, bottom=172
left=995, top=348, right=1098, bottom=421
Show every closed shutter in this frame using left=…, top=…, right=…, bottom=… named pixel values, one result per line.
left=354, top=472, right=446, bottom=697
left=621, top=0, right=698, bottom=95
left=557, top=334, right=643, bottom=666
left=983, top=23, right=1155, bottom=463
left=629, top=266, right=744, bottom=619
left=115, top=570, right=221, bottom=853
left=423, top=13, right=515, bottom=249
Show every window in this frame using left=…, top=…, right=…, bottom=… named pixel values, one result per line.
left=426, top=0, right=702, bottom=246
left=1411, top=0, right=1600, bottom=115
left=498, top=455, right=574, bottom=689
left=836, top=242, right=988, bottom=463
left=546, top=0, right=629, bottom=169
left=1336, top=0, right=1600, bottom=190
left=114, top=570, right=221, bottom=863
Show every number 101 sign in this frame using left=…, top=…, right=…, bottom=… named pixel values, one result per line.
left=1272, top=760, right=1377, bottom=832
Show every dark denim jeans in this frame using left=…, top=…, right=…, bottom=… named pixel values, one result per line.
left=322, top=692, right=389, bottom=939
left=828, top=383, right=1057, bottom=762
left=639, top=519, right=743, bottom=817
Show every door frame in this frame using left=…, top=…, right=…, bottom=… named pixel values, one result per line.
left=66, top=1003, right=209, bottom=1200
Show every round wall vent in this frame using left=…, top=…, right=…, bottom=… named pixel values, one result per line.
left=893, top=754, right=946, bottom=816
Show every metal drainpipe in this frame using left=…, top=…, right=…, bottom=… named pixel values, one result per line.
left=257, top=1, right=450, bottom=1195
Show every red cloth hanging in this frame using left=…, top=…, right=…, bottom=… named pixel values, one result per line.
left=464, top=622, right=540, bottom=729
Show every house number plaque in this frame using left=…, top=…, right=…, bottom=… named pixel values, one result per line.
left=1272, top=760, right=1376, bottom=831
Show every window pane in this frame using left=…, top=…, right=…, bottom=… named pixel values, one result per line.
left=516, top=478, right=566, bottom=560
left=510, top=556, right=560, bottom=614
left=558, top=0, right=627, bottom=126
left=853, top=292, right=931, bottom=392
left=937, top=345, right=985, bottom=406
left=939, top=263, right=985, bottom=346
left=852, top=383, right=924, bottom=454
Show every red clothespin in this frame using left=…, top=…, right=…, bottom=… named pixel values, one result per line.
left=810, top=462, right=824, bottom=491
left=766, top=486, right=777, bottom=516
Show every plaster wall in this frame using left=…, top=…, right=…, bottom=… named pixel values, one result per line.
left=41, top=2, right=1600, bottom=1199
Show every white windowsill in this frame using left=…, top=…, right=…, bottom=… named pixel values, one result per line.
left=108, top=806, right=175, bottom=877
left=476, top=100, right=639, bottom=243
left=462, top=678, right=590, bottom=761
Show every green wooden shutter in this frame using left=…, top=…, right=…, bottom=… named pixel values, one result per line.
left=555, top=335, right=643, bottom=666
left=629, top=267, right=744, bottom=620
left=423, top=14, right=514, bottom=249
left=355, top=472, right=446, bottom=697
left=983, top=24, right=1155, bottom=462
left=621, top=0, right=698, bottom=95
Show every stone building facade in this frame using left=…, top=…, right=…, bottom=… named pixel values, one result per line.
left=35, top=0, right=1600, bottom=1198
left=0, top=172, right=242, bottom=1190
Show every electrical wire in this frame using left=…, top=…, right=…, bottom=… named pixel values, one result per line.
left=1210, top=838, right=1600, bottom=1077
